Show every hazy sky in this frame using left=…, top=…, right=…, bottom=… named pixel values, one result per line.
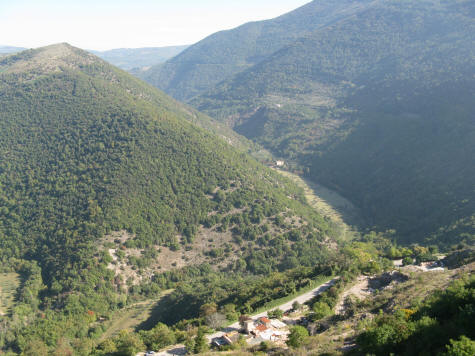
left=0, top=0, right=310, bottom=50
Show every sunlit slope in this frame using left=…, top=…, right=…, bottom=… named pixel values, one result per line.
left=0, top=44, right=336, bottom=290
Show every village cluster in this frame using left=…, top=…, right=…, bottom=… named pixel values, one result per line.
left=212, top=316, right=290, bottom=348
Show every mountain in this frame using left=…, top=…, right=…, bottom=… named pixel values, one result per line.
left=189, top=0, right=475, bottom=244
left=91, top=45, right=189, bottom=70
left=138, top=0, right=377, bottom=101
left=0, top=44, right=339, bottom=353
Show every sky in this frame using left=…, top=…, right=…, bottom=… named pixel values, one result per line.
left=0, top=0, right=310, bottom=51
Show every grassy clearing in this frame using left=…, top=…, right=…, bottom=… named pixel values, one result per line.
left=101, top=290, right=173, bottom=340
left=0, top=272, right=20, bottom=316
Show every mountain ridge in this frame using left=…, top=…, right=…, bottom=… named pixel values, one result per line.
left=138, top=0, right=377, bottom=101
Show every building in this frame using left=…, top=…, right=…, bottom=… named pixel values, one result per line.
left=258, top=316, right=271, bottom=327
left=253, top=324, right=268, bottom=335
left=245, top=317, right=290, bottom=345
left=270, top=319, right=287, bottom=329
left=212, top=331, right=240, bottom=347
left=243, top=319, right=255, bottom=334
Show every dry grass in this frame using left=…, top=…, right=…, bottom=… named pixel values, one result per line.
left=100, top=290, right=173, bottom=340
left=0, top=272, right=20, bottom=316
left=274, top=169, right=361, bottom=239
left=304, top=263, right=474, bottom=355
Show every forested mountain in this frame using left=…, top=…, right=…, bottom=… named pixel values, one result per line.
left=0, top=44, right=341, bottom=353
left=138, top=0, right=376, bottom=101
left=188, top=0, right=475, bottom=245
left=91, top=45, right=189, bottom=70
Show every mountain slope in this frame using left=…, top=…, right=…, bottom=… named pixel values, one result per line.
left=191, top=0, right=475, bottom=244
left=91, top=45, right=189, bottom=70
left=0, top=43, right=343, bottom=353
left=0, top=43, right=339, bottom=284
left=138, top=0, right=376, bottom=101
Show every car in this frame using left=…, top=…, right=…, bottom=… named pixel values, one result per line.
left=145, top=352, right=155, bottom=356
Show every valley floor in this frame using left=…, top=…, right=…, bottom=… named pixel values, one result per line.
left=274, top=168, right=363, bottom=239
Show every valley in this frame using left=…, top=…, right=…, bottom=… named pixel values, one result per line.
left=154, top=0, right=475, bottom=246
left=0, top=0, right=473, bottom=355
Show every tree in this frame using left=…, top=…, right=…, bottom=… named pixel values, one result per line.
left=184, top=336, right=195, bottom=355
left=199, top=302, right=217, bottom=317
left=286, top=325, right=309, bottom=348
left=52, top=338, right=74, bottom=356
left=312, top=301, right=332, bottom=320
left=268, top=309, right=283, bottom=319
left=402, top=256, right=413, bottom=266
left=140, top=323, right=176, bottom=351
left=205, top=312, right=227, bottom=329
left=22, top=338, right=48, bottom=356
left=222, top=303, right=239, bottom=321
left=193, top=328, right=209, bottom=354
left=292, top=301, right=301, bottom=311
left=96, top=339, right=117, bottom=355
left=116, top=330, right=145, bottom=356
left=445, top=336, right=475, bottom=356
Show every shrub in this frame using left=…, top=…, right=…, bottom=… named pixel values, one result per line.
left=286, top=325, right=309, bottom=348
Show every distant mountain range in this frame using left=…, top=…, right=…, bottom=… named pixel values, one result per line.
left=0, top=46, right=27, bottom=54
left=0, top=45, right=188, bottom=69
left=90, top=45, right=189, bottom=70
left=139, top=0, right=475, bottom=245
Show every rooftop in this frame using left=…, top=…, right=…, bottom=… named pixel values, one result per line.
left=255, top=324, right=268, bottom=332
